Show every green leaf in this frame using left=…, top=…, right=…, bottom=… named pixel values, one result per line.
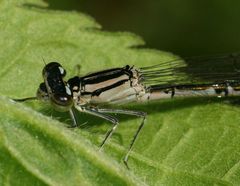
left=0, top=0, right=240, bottom=185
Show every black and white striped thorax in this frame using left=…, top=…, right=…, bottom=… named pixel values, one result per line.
left=67, top=65, right=146, bottom=105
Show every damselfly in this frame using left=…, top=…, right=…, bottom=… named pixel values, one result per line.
left=13, top=53, right=240, bottom=168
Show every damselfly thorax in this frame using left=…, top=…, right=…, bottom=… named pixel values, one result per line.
left=68, top=65, right=146, bottom=105
left=13, top=53, right=240, bottom=168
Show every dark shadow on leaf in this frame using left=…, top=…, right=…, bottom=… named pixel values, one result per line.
left=22, top=95, right=239, bottom=149
left=35, top=96, right=238, bottom=130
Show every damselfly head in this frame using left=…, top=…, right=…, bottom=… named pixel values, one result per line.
left=37, top=62, right=74, bottom=112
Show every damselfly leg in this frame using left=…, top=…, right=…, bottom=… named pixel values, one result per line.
left=95, top=108, right=147, bottom=168
left=74, top=105, right=119, bottom=146
left=74, top=105, right=147, bottom=167
left=68, top=108, right=78, bottom=128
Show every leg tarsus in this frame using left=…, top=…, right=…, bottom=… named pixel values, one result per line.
left=123, top=158, right=130, bottom=170
left=69, top=108, right=78, bottom=128
left=99, top=122, right=119, bottom=149
left=123, top=115, right=146, bottom=168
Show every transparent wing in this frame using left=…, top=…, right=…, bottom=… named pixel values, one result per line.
left=139, top=53, right=240, bottom=86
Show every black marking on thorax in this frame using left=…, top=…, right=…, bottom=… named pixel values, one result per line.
left=68, top=65, right=133, bottom=97
left=82, top=65, right=133, bottom=85
left=91, top=79, right=129, bottom=96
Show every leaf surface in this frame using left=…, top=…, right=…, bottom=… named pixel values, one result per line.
left=0, top=0, right=240, bottom=185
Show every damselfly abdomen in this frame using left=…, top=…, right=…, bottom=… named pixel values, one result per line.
left=13, top=53, right=240, bottom=168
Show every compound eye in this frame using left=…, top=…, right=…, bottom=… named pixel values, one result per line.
left=36, top=83, right=49, bottom=101
left=51, top=93, right=73, bottom=111
left=43, top=62, right=66, bottom=77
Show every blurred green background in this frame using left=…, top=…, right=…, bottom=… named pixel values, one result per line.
left=44, top=0, right=240, bottom=57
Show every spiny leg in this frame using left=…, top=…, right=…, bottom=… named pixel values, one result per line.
left=68, top=108, right=78, bottom=128
left=74, top=105, right=119, bottom=149
left=93, top=108, right=147, bottom=168
left=124, top=115, right=146, bottom=168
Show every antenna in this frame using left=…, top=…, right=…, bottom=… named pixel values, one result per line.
left=41, top=56, right=47, bottom=66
